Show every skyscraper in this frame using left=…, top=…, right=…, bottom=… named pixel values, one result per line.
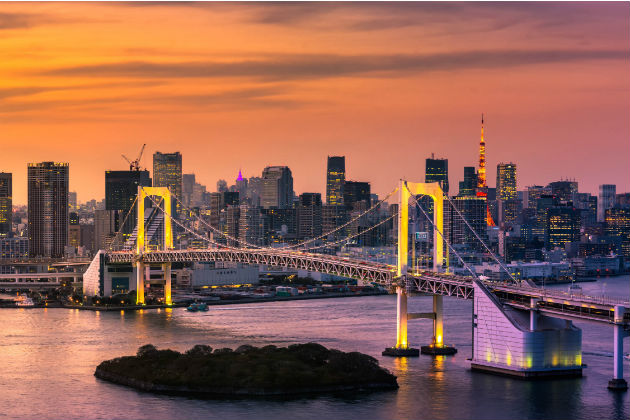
left=605, top=207, right=630, bottom=258
left=0, top=172, right=12, bottom=237
left=153, top=151, right=182, bottom=215
left=545, top=207, right=581, bottom=250
left=458, top=167, right=477, bottom=197
left=547, top=180, right=578, bottom=203
left=598, top=184, right=616, bottom=222
left=28, top=162, right=69, bottom=258
left=105, top=170, right=151, bottom=214
left=496, top=163, right=517, bottom=201
left=297, top=193, right=323, bottom=240
left=326, top=156, right=345, bottom=206
left=425, top=154, right=449, bottom=194
left=343, top=181, right=371, bottom=210
left=261, top=166, right=294, bottom=209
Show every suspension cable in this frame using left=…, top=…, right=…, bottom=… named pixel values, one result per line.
left=405, top=184, right=479, bottom=279
left=285, top=188, right=398, bottom=249
left=142, top=191, right=233, bottom=249
left=107, top=194, right=139, bottom=252
left=170, top=192, right=264, bottom=249
left=300, top=212, right=397, bottom=251
left=443, top=193, right=519, bottom=284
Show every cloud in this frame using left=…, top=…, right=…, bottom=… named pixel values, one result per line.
left=42, top=49, right=628, bottom=82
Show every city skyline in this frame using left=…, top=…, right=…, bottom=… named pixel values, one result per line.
left=1, top=2, right=628, bottom=204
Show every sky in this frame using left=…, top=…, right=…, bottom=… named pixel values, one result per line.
left=0, top=1, right=628, bottom=205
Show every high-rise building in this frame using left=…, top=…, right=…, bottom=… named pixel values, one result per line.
left=343, top=181, right=371, bottom=210
left=239, top=204, right=263, bottom=246
left=28, top=162, right=69, bottom=258
left=545, top=206, right=581, bottom=250
left=458, top=167, right=477, bottom=197
left=326, top=156, right=345, bottom=206
left=598, top=184, right=616, bottom=222
left=94, top=209, right=122, bottom=250
left=425, top=155, right=449, bottom=194
left=526, top=185, right=552, bottom=210
left=547, top=180, right=578, bottom=203
left=261, top=166, right=294, bottom=209
left=153, top=151, right=182, bottom=215
left=235, top=170, right=248, bottom=196
left=445, top=196, right=488, bottom=252
left=105, top=169, right=151, bottom=214
left=246, top=176, right=263, bottom=207
left=322, top=204, right=348, bottom=242
left=0, top=172, right=12, bottom=237
left=68, top=191, right=77, bottom=212
left=604, top=207, right=630, bottom=258
left=496, top=163, right=517, bottom=201
left=572, top=192, right=598, bottom=227
left=182, top=174, right=196, bottom=207
left=297, top=193, right=323, bottom=240
left=216, top=179, right=228, bottom=193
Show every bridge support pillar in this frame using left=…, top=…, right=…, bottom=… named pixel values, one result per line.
left=136, top=261, right=145, bottom=305
left=421, top=294, right=457, bottom=355
left=383, top=286, right=419, bottom=357
left=609, top=305, right=628, bottom=391
left=530, top=298, right=539, bottom=331
left=163, top=262, right=172, bottom=305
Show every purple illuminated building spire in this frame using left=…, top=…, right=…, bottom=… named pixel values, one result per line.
left=236, top=169, right=243, bottom=182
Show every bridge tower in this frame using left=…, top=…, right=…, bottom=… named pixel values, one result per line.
left=135, top=186, right=173, bottom=305
left=384, top=180, right=456, bottom=357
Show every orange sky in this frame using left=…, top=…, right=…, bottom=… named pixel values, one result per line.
left=1, top=2, right=628, bottom=204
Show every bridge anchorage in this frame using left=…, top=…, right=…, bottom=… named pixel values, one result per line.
left=81, top=182, right=630, bottom=390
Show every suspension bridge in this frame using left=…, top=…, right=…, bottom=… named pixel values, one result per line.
left=82, top=181, right=630, bottom=390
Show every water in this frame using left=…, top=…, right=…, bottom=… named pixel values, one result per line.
left=0, top=276, right=628, bottom=420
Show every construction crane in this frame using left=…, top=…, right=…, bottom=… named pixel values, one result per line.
left=122, top=144, right=146, bottom=171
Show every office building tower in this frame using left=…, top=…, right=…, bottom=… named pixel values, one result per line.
left=261, top=166, right=294, bottom=209
left=572, top=192, right=598, bottom=227
left=223, top=191, right=239, bottom=207
left=182, top=174, right=196, bottom=207
left=458, top=167, right=477, bottom=197
left=239, top=204, right=263, bottom=246
left=526, top=185, right=552, bottom=210
left=105, top=169, right=151, bottom=214
left=246, top=177, right=263, bottom=207
left=425, top=154, right=449, bottom=194
left=598, top=184, right=616, bottom=222
left=545, top=207, right=581, bottom=250
left=0, top=172, right=12, bottom=237
left=226, top=205, right=240, bottom=247
left=322, top=204, right=348, bottom=242
left=94, top=209, right=122, bottom=250
left=445, top=196, right=488, bottom=252
left=235, top=170, right=248, bottom=195
left=262, top=208, right=298, bottom=244
left=153, top=151, right=182, bottom=215
left=297, top=193, right=323, bottom=240
left=605, top=207, right=630, bottom=258
left=68, top=191, right=77, bottom=212
left=343, top=181, right=371, bottom=210
left=496, top=163, right=517, bottom=201
left=208, top=192, right=222, bottom=229
left=216, top=179, right=228, bottom=193
left=326, top=156, right=345, bottom=206
left=547, top=180, right=578, bottom=203
left=28, top=162, right=69, bottom=258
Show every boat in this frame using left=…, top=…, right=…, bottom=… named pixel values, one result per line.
left=15, top=297, right=35, bottom=307
left=186, top=302, right=209, bottom=312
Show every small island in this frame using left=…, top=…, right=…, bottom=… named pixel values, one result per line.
left=95, top=343, right=398, bottom=396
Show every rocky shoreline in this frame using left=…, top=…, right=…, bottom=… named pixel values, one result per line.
left=95, top=343, right=398, bottom=397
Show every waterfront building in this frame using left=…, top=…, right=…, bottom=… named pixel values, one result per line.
left=326, top=156, right=346, bottom=206
left=0, top=172, right=12, bottom=237
left=27, top=162, right=69, bottom=258
left=425, top=155, right=449, bottom=194
left=261, top=166, right=294, bottom=209
left=297, top=193, right=323, bottom=240
left=153, top=151, right=182, bottom=215
left=0, top=236, right=28, bottom=259
left=598, top=184, right=617, bottom=222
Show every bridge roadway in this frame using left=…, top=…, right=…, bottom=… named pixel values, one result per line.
left=105, top=249, right=630, bottom=325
